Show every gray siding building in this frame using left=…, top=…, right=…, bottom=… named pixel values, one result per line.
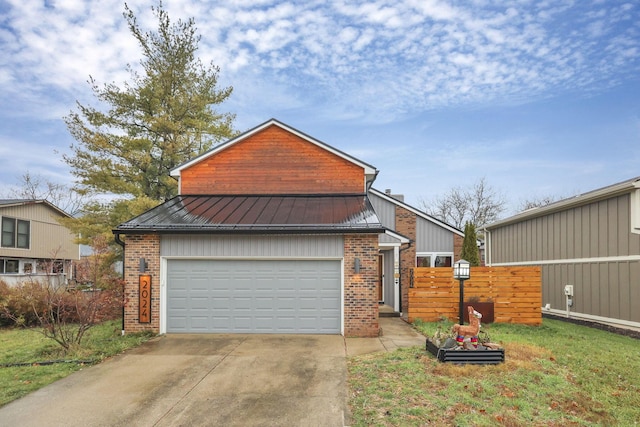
left=484, top=177, right=640, bottom=329
left=369, top=188, right=464, bottom=315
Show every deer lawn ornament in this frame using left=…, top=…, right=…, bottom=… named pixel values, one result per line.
left=452, top=305, right=482, bottom=348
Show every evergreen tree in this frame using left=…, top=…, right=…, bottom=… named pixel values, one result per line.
left=62, top=2, right=236, bottom=242
left=460, top=221, right=481, bottom=266
left=64, top=2, right=235, bottom=202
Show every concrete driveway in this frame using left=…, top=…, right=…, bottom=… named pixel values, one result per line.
left=0, top=318, right=425, bottom=426
left=0, top=334, right=349, bottom=427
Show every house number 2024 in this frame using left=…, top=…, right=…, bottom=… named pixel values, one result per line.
left=139, top=275, right=152, bottom=323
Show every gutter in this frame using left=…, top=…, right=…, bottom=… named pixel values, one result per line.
left=112, top=226, right=387, bottom=235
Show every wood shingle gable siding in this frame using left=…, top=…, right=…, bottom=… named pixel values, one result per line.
left=179, top=124, right=366, bottom=195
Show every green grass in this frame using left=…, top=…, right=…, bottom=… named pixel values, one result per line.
left=348, top=318, right=640, bottom=426
left=0, top=320, right=154, bottom=407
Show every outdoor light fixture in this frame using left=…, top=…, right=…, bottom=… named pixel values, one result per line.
left=354, top=258, right=361, bottom=274
left=453, top=259, right=470, bottom=280
left=453, top=259, right=471, bottom=324
left=139, top=257, right=148, bottom=273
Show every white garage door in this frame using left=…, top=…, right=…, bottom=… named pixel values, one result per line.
left=166, top=259, right=341, bottom=334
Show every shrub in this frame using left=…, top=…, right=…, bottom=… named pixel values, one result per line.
left=0, top=236, right=124, bottom=351
left=0, top=278, right=124, bottom=350
left=0, top=280, right=48, bottom=327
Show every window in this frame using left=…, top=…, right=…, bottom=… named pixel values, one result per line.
left=52, top=261, right=64, bottom=274
left=416, top=253, right=453, bottom=268
left=1, top=217, right=14, bottom=247
left=434, top=256, right=452, bottom=267
left=416, top=256, right=431, bottom=267
left=36, top=260, right=48, bottom=274
left=17, top=220, right=29, bottom=248
left=2, top=259, right=19, bottom=274
left=1, top=217, right=30, bottom=249
left=23, top=262, right=33, bottom=274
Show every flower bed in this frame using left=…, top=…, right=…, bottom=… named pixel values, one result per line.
left=425, top=339, right=505, bottom=365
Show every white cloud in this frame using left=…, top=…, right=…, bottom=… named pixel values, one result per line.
left=0, top=0, right=638, bottom=125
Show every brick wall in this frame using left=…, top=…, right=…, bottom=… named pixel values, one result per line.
left=123, top=234, right=160, bottom=333
left=396, top=206, right=416, bottom=318
left=344, top=234, right=380, bottom=337
left=453, top=233, right=464, bottom=262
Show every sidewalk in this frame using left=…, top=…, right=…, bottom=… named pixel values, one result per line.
left=345, top=317, right=425, bottom=356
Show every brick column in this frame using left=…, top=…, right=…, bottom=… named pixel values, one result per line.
left=396, top=206, right=416, bottom=318
left=123, top=234, right=160, bottom=334
left=453, top=234, right=464, bottom=262
left=344, top=234, right=380, bottom=337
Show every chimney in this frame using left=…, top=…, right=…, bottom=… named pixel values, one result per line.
left=384, top=189, right=404, bottom=202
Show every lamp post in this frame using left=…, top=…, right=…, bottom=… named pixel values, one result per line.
left=453, top=259, right=471, bottom=325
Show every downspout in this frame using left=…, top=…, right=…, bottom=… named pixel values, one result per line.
left=114, top=232, right=126, bottom=335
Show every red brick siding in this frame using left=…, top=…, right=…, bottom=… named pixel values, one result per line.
left=453, top=234, right=464, bottom=262
left=344, top=234, right=380, bottom=337
left=123, top=234, right=160, bottom=334
left=181, top=125, right=365, bottom=195
left=396, top=206, right=416, bottom=318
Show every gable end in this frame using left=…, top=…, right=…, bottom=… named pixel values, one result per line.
left=177, top=121, right=376, bottom=195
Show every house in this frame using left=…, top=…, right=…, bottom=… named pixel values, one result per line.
left=483, top=177, right=640, bottom=330
left=0, top=199, right=79, bottom=286
left=113, top=119, right=464, bottom=337
left=367, top=189, right=464, bottom=316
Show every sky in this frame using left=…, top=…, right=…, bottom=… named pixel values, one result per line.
left=1, top=0, right=639, bottom=217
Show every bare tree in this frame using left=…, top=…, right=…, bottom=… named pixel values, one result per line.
left=517, top=195, right=559, bottom=212
left=7, top=171, right=85, bottom=215
left=420, top=177, right=506, bottom=229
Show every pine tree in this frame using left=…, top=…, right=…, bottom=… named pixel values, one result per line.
left=62, top=2, right=236, bottom=242
left=64, top=2, right=236, bottom=202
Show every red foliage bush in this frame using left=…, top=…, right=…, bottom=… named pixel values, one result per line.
left=0, top=236, right=125, bottom=350
left=0, top=280, right=49, bottom=327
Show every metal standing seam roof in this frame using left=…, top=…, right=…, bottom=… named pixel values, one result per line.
left=113, top=194, right=385, bottom=234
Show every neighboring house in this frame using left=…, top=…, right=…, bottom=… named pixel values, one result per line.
left=483, top=177, right=640, bottom=330
left=0, top=199, right=79, bottom=286
left=113, top=119, right=463, bottom=337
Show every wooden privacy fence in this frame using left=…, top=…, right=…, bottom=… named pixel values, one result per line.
left=408, top=266, right=542, bottom=325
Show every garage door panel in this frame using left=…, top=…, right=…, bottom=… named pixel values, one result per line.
left=168, top=317, right=187, bottom=330
left=167, top=259, right=340, bottom=334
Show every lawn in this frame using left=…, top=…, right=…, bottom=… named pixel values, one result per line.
left=0, top=319, right=153, bottom=406
left=348, top=318, right=640, bottom=426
